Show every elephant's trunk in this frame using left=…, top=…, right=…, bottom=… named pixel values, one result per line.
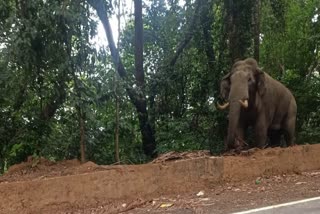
left=226, top=80, right=248, bottom=149
left=226, top=101, right=241, bottom=149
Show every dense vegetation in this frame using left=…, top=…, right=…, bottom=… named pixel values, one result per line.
left=0, top=0, right=319, bottom=172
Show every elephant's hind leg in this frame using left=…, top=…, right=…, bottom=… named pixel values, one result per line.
left=254, top=117, right=268, bottom=149
left=283, top=100, right=297, bottom=146
left=268, top=129, right=282, bottom=147
left=283, top=115, right=296, bottom=146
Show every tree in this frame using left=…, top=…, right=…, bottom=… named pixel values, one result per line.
left=0, top=0, right=99, bottom=168
left=253, top=0, right=261, bottom=61
left=88, top=0, right=156, bottom=157
left=0, top=0, right=319, bottom=171
left=224, top=0, right=255, bottom=62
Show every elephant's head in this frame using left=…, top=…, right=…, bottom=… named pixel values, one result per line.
left=218, top=58, right=266, bottom=149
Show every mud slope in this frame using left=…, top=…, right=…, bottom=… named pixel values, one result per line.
left=0, top=144, right=320, bottom=213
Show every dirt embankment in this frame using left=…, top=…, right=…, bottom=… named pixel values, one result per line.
left=0, top=157, right=104, bottom=183
left=0, top=144, right=320, bottom=214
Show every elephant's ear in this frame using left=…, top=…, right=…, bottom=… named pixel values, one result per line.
left=256, top=68, right=266, bottom=96
left=220, top=72, right=231, bottom=100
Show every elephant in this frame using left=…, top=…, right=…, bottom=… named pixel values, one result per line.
left=218, top=58, right=297, bottom=150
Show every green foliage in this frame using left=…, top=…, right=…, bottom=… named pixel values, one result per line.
left=261, top=0, right=320, bottom=145
left=0, top=0, right=319, bottom=172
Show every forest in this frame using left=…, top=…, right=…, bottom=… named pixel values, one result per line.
left=0, top=0, right=319, bottom=173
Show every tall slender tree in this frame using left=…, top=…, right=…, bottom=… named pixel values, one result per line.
left=253, top=0, right=261, bottom=62
left=88, top=0, right=156, bottom=157
left=224, top=0, right=255, bottom=62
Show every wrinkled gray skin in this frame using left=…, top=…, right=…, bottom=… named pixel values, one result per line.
left=219, top=58, right=297, bottom=150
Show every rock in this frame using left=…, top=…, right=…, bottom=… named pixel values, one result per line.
left=196, top=190, right=205, bottom=196
left=295, top=182, right=307, bottom=185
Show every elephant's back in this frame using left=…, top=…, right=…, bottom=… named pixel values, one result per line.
left=265, top=73, right=295, bottom=100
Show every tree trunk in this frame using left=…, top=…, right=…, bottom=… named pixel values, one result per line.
left=78, top=108, right=86, bottom=163
left=73, top=71, right=86, bottom=163
left=113, top=0, right=120, bottom=164
left=225, top=0, right=237, bottom=62
left=114, top=95, right=120, bottom=163
left=253, top=0, right=260, bottom=62
left=199, top=0, right=216, bottom=101
left=114, top=73, right=120, bottom=163
left=200, top=0, right=215, bottom=70
left=224, top=0, right=255, bottom=63
left=134, top=0, right=144, bottom=87
left=133, top=0, right=156, bottom=157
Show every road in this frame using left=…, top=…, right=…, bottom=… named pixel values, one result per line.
left=233, top=197, right=320, bottom=214
left=127, top=171, right=320, bottom=214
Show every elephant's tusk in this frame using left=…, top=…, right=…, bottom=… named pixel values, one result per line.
left=217, top=102, right=230, bottom=110
left=239, top=99, right=248, bottom=108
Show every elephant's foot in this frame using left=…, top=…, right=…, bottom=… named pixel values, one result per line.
left=234, top=137, right=250, bottom=153
left=234, top=136, right=248, bottom=147
left=223, top=136, right=250, bottom=156
left=223, top=150, right=237, bottom=156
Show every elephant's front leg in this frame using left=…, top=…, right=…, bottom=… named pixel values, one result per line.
left=234, top=122, right=247, bottom=149
left=236, top=124, right=245, bottom=141
left=254, top=117, right=268, bottom=149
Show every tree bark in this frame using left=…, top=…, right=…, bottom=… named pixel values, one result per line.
left=199, top=0, right=216, bottom=99
left=225, top=0, right=236, bottom=62
left=134, top=0, right=144, bottom=87
left=114, top=74, right=120, bottom=163
left=253, top=0, right=260, bottom=62
left=224, top=0, right=255, bottom=63
left=72, top=71, right=86, bottom=163
left=200, top=0, right=215, bottom=70
left=114, top=0, right=120, bottom=164
left=78, top=108, right=86, bottom=163
left=133, top=0, right=156, bottom=157
left=88, top=0, right=156, bottom=157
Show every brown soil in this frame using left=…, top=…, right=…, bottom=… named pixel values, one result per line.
left=1, top=150, right=212, bottom=183
left=151, top=150, right=211, bottom=163
left=1, top=146, right=320, bottom=214
left=0, top=156, right=105, bottom=183
left=128, top=170, right=320, bottom=214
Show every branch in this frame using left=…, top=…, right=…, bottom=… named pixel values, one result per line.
left=88, top=0, right=147, bottom=111
left=169, top=0, right=201, bottom=67
left=88, top=0, right=127, bottom=78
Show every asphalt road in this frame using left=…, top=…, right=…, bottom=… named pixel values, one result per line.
left=233, top=197, right=320, bottom=214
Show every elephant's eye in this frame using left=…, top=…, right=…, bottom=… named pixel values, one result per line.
left=248, top=77, right=252, bottom=82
